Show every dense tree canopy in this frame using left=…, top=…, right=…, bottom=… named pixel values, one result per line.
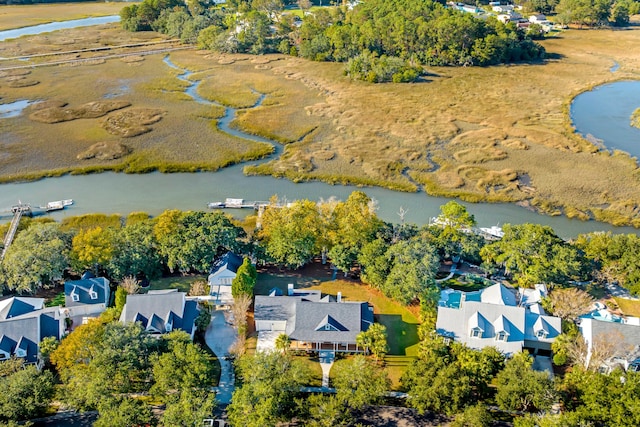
left=122, top=0, right=546, bottom=83
left=481, top=223, right=586, bottom=286
left=154, top=210, right=245, bottom=273
left=1, top=222, right=71, bottom=293
left=227, top=352, right=311, bottom=427
left=403, top=332, right=504, bottom=415
left=0, top=365, right=55, bottom=422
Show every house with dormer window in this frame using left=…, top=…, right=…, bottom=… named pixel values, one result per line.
left=64, top=277, right=110, bottom=308
left=119, top=290, right=199, bottom=339
left=208, top=252, right=244, bottom=305
left=437, top=283, right=561, bottom=356
left=254, top=285, right=374, bottom=353
left=0, top=298, right=64, bottom=367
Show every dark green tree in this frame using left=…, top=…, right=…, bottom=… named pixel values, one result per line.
left=0, top=366, right=55, bottom=422
left=495, top=352, right=555, bottom=413
left=94, top=396, right=153, bottom=427
left=227, top=352, right=311, bottom=427
left=1, top=223, right=71, bottom=293
left=231, top=257, right=257, bottom=298
left=154, top=210, right=245, bottom=273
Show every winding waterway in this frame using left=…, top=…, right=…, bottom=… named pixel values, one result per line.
left=0, top=19, right=638, bottom=237
left=0, top=16, right=120, bottom=43
left=571, top=80, right=640, bottom=158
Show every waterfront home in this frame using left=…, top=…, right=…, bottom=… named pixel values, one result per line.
left=254, top=285, right=374, bottom=353
left=437, top=283, right=561, bottom=356
left=208, top=252, right=244, bottom=305
left=0, top=298, right=64, bottom=367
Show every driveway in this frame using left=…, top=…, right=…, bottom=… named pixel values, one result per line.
left=205, top=309, right=237, bottom=404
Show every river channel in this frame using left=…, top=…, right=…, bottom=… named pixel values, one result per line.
left=0, top=17, right=638, bottom=238
left=570, top=80, right=640, bottom=158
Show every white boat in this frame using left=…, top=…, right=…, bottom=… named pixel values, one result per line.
left=44, top=199, right=74, bottom=211
left=480, top=225, right=504, bottom=239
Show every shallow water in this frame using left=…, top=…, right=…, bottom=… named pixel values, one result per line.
left=0, top=99, right=35, bottom=118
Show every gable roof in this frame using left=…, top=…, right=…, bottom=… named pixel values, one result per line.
left=0, top=297, right=45, bottom=320
left=64, top=277, right=110, bottom=307
left=314, top=315, right=348, bottom=332
left=581, top=318, right=640, bottom=364
left=210, top=252, right=244, bottom=276
left=0, top=317, right=41, bottom=363
left=120, top=290, right=197, bottom=335
left=289, top=301, right=372, bottom=344
left=481, top=283, right=517, bottom=306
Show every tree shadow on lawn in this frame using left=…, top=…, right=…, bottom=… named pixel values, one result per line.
left=255, top=260, right=337, bottom=295
left=376, top=314, right=419, bottom=356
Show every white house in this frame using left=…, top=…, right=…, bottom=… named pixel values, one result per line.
left=437, top=283, right=561, bottom=356
left=208, top=252, right=244, bottom=305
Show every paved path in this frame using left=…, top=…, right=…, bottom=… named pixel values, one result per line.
left=320, top=361, right=333, bottom=388
left=205, top=310, right=237, bottom=404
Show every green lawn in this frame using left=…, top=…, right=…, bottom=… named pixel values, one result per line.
left=614, top=297, right=640, bottom=317
left=254, top=268, right=422, bottom=390
left=45, top=292, right=66, bottom=307
left=147, top=274, right=207, bottom=293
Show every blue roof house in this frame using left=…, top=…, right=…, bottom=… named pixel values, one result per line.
left=120, top=290, right=200, bottom=339
left=208, top=252, right=244, bottom=305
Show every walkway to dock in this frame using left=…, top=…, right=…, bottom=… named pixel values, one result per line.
left=1, top=203, right=31, bottom=262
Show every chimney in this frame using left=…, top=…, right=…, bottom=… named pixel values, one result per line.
left=337, top=292, right=342, bottom=303
left=287, top=283, right=294, bottom=296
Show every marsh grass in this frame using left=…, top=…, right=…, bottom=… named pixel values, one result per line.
left=0, top=3, right=129, bottom=31
left=3, top=19, right=640, bottom=224
left=632, top=108, right=640, bottom=129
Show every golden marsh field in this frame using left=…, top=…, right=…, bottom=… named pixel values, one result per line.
left=1, top=4, right=640, bottom=226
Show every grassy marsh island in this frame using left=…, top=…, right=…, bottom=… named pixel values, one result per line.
left=0, top=2, right=126, bottom=31
left=632, top=108, right=640, bottom=129
left=2, top=4, right=640, bottom=226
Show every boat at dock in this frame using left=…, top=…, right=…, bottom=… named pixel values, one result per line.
left=41, top=199, right=74, bottom=212
left=207, top=198, right=268, bottom=210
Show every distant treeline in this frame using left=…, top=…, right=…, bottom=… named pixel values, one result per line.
left=0, top=0, right=127, bottom=4
left=120, top=0, right=546, bottom=82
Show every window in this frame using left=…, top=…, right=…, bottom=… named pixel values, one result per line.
left=470, top=328, right=481, bottom=338
left=443, top=337, right=452, bottom=345
left=15, top=349, right=26, bottom=358
left=71, top=293, right=79, bottom=302
left=165, top=323, right=173, bottom=332
left=89, top=291, right=98, bottom=300
left=536, top=329, right=547, bottom=339
left=496, top=331, right=507, bottom=342
left=325, top=324, right=331, bottom=331
left=0, top=353, right=7, bottom=360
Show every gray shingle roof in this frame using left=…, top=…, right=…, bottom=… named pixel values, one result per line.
left=581, top=318, right=640, bottom=364
left=289, top=301, right=372, bottom=344
left=64, top=277, right=110, bottom=307
left=0, top=297, right=44, bottom=320
left=437, top=301, right=549, bottom=355
left=120, top=290, right=197, bottom=335
left=0, top=317, right=41, bottom=363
